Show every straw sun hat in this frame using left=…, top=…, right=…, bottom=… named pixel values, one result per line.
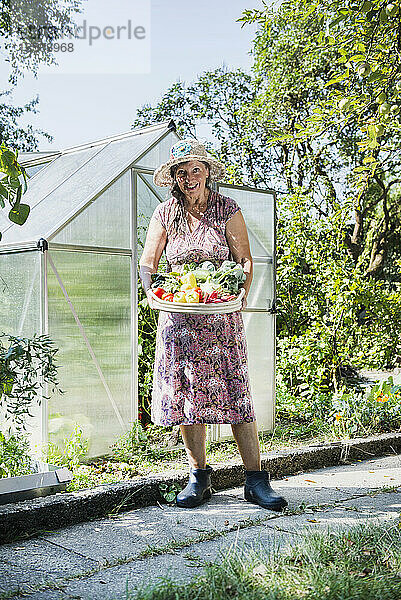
left=153, top=138, right=226, bottom=187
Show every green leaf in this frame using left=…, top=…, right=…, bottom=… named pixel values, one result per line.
left=8, top=203, right=30, bottom=225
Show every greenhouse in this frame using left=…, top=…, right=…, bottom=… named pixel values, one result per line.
left=0, top=121, right=277, bottom=458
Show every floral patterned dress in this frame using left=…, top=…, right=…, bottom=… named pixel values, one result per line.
left=151, top=190, right=255, bottom=426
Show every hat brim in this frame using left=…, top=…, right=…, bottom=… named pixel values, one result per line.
left=153, top=154, right=226, bottom=187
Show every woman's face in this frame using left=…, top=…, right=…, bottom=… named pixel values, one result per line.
left=174, top=160, right=209, bottom=200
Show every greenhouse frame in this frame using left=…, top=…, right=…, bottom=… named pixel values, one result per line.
left=0, top=121, right=277, bottom=457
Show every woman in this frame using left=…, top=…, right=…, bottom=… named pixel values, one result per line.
left=139, top=138, right=287, bottom=511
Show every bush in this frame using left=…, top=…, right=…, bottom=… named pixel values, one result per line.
left=0, top=333, right=61, bottom=430
left=276, top=376, right=401, bottom=440
left=110, top=421, right=168, bottom=464
left=0, top=432, right=33, bottom=478
left=46, top=425, right=89, bottom=472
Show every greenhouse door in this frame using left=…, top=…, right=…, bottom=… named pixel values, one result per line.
left=210, top=183, right=277, bottom=442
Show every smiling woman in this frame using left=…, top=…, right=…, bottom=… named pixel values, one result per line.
left=138, top=138, right=288, bottom=512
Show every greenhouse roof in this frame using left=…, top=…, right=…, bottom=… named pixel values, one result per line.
left=0, top=121, right=176, bottom=248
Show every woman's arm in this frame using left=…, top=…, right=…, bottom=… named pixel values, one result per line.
left=139, top=215, right=167, bottom=305
left=225, top=210, right=253, bottom=309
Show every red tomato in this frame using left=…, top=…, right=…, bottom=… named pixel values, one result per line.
left=153, top=287, right=165, bottom=298
left=162, top=292, right=174, bottom=302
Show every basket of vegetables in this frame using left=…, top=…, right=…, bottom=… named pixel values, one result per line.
left=149, top=260, right=246, bottom=314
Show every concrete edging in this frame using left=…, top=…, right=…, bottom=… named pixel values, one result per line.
left=1, top=431, right=400, bottom=544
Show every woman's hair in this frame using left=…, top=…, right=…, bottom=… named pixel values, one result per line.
left=169, top=161, right=211, bottom=235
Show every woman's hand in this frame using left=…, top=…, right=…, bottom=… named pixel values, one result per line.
left=241, top=295, right=248, bottom=311
left=146, top=289, right=156, bottom=310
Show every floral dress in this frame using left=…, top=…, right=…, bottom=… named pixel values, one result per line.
left=151, top=190, right=255, bottom=426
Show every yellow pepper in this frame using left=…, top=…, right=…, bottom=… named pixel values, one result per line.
left=180, top=283, right=196, bottom=291
left=173, top=291, right=187, bottom=303
left=185, top=290, right=200, bottom=303
left=180, top=273, right=197, bottom=288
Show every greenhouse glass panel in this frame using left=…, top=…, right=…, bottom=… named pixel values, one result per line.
left=138, top=172, right=166, bottom=200
left=0, top=146, right=104, bottom=243
left=1, top=127, right=167, bottom=246
left=135, top=130, right=180, bottom=169
left=0, top=251, right=40, bottom=336
left=25, top=163, right=53, bottom=179
left=218, top=312, right=274, bottom=439
left=247, top=261, right=274, bottom=311
left=47, top=250, right=131, bottom=457
left=136, top=173, right=161, bottom=247
left=53, top=171, right=131, bottom=247
left=218, top=185, right=275, bottom=257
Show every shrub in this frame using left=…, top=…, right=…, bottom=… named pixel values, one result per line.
left=0, top=432, right=33, bottom=478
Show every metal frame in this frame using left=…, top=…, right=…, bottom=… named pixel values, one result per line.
left=137, top=171, right=166, bottom=204
left=131, top=169, right=138, bottom=423
left=48, top=242, right=131, bottom=256
left=39, top=248, right=49, bottom=449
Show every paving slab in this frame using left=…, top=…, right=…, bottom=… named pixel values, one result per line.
left=41, top=494, right=267, bottom=563
left=60, top=553, right=205, bottom=600
left=0, top=538, right=97, bottom=595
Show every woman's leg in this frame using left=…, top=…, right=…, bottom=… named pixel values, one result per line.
left=179, top=424, right=207, bottom=469
left=231, top=421, right=261, bottom=471
left=176, top=424, right=211, bottom=508
left=232, top=421, right=287, bottom=511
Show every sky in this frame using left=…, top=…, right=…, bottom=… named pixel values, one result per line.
left=1, top=0, right=260, bottom=151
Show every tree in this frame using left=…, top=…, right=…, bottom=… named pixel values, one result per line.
left=0, top=91, right=53, bottom=150
left=134, top=68, right=269, bottom=187
left=0, top=0, right=83, bottom=84
left=239, top=1, right=401, bottom=278
left=0, top=0, right=84, bottom=235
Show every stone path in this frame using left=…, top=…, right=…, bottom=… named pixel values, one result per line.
left=0, top=454, right=400, bottom=600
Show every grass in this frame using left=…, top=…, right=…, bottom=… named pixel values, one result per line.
left=126, top=520, right=401, bottom=600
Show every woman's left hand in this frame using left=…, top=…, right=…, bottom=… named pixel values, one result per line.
left=241, top=295, right=247, bottom=311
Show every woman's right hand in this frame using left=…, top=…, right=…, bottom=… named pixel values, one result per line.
left=146, top=289, right=156, bottom=310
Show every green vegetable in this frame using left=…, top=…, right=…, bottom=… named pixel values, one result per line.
left=198, top=261, right=216, bottom=272
left=190, top=268, right=213, bottom=282
left=182, top=262, right=198, bottom=274
left=210, top=262, right=246, bottom=294
left=150, top=273, right=180, bottom=294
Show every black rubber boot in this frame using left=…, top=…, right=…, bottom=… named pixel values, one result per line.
left=244, top=470, right=288, bottom=512
left=176, top=465, right=212, bottom=508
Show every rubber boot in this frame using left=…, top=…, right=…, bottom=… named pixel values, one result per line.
left=176, top=465, right=212, bottom=508
left=244, top=470, right=288, bottom=511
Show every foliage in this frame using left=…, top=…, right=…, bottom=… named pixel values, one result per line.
left=241, top=0, right=401, bottom=189
left=110, top=421, right=166, bottom=464
left=137, top=285, right=158, bottom=424
left=0, top=90, right=53, bottom=150
left=0, top=431, right=32, bottom=478
left=0, top=0, right=83, bottom=234
left=158, top=482, right=182, bottom=503
left=129, top=521, right=401, bottom=599
left=276, top=375, right=401, bottom=440
left=133, top=67, right=263, bottom=187
left=276, top=191, right=401, bottom=395
left=0, top=0, right=84, bottom=84
left=0, top=143, right=30, bottom=238
left=0, top=333, right=61, bottom=431
left=46, top=425, right=89, bottom=472
left=133, top=3, right=401, bottom=406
